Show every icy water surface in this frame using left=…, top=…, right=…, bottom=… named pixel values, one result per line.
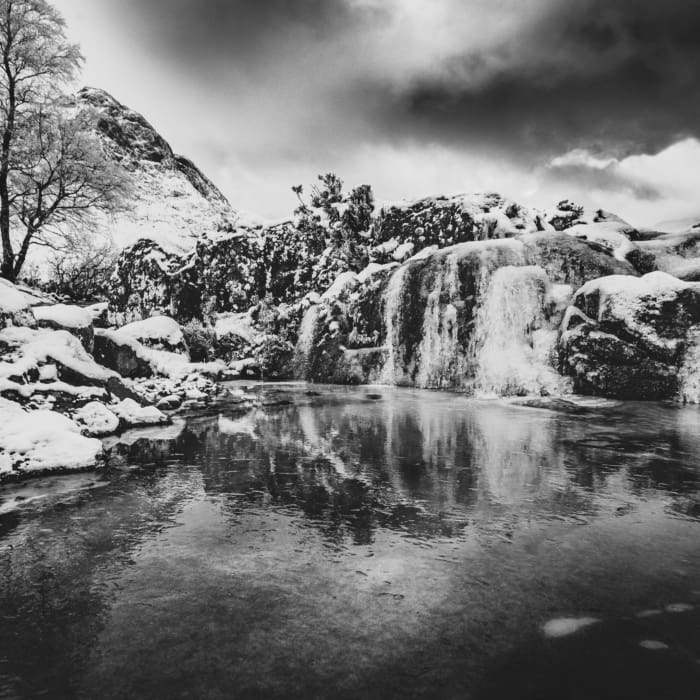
left=1, top=384, right=700, bottom=699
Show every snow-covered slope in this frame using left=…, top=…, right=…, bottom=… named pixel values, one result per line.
left=72, top=87, right=235, bottom=254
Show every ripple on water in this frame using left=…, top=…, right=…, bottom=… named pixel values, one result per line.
left=665, top=603, right=694, bottom=613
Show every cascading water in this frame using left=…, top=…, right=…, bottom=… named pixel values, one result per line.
left=381, top=265, right=409, bottom=385
left=470, top=265, right=572, bottom=397
left=678, top=330, right=700, bottom=404
left=414, top=253, right=466, bottom=389
left=294, top=303, right=321, bottom=379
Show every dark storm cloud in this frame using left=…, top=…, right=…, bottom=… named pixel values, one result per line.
left=384, top=0, right=700, bottom=159
left=125, top=0, right=374, bottom=62
left=546, top=161, right=661, bottom=201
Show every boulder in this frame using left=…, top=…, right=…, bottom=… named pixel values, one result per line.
left=638, top=228, right=700, bottom=281
left=559, top=272, right=700, bottom=400
left=93, top=330, right=153, bottom=378
left=113, top=315, right=189, bottom=357
left=33, top=303, right=95, bottom=352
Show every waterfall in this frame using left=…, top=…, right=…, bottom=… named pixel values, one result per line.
left=679, top=330, right=700, bottom=404
left=414, top=253, right=466, bottom=389
left=380, top=264, right=409, bottom=384
left=470, top=265, right=570, bottom=397
left=294, top=303, right=320, bottom=379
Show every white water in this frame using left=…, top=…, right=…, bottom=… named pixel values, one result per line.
left=470, top=266, right=571, bottom=397
left=381, top=265, right=409, bottom=385
left=678, top=330, right=700, bottom=404
left=294, top=304, right=321, bottom=379
left=414, top=253, right=466, bottom=389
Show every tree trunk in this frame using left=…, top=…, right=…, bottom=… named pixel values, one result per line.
left=11, top=226, right=34, bottom=281
left=0, top=5, right=16, bottom=281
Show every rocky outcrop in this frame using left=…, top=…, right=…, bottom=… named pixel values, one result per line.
left=296, top=233, right=636, bottom=393
left=559, top=272, right=700, bottom=400
left=638, top=227, right=700, bottom=282
left=368, top=193, right=544, bottom=264
left=66, top=87, right=235, bottom=256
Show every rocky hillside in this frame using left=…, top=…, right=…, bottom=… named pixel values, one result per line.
left=70, top=87, right=235, bottom=254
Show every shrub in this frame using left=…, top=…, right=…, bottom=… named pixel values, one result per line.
left=181, top=319, right=217, bottom=362
left=45, top=231, right=118, bottom=302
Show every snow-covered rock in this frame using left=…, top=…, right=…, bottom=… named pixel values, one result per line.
left=110, top=398, right=168, bottom=428
left=560, top=272, right=700, bottom=400
left=0, top=326, right=120, bottom=403
left=0, top=278, right=35, bottom=329
left=33, top=303, right=95, bottom=351
left=0, top=397, right=103, bottom=477
left=369, top=193, right=544, bottom=265
left=114, top=315, right=189, bottom=356
left=94, top=328, right=222, bottom=380
left=73, top=401, right=120, bottom=437
left=563, top=221, right=656, bottom=274
left=638, top=228, right=700, bottom=281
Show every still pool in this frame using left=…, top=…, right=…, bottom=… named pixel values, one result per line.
left=1, top=384, right=699, bottom=699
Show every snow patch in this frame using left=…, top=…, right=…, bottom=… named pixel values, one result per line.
left=0, top=398, right=103, bottom=476
left=33, top=304, right=93, bottom=329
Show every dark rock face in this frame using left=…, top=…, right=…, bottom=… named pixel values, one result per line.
left=559, top=272, right=700, bottom=399
left=93, top=332, right=153, bottom=379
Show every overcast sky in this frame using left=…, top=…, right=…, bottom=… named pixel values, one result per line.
left=54, top=0, right=700, bottom=227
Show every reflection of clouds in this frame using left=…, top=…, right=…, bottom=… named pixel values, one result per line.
left=218, top=413, right=258, bottom=438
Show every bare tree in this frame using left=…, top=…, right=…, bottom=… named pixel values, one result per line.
left=0, top=0, right=128, bottom=281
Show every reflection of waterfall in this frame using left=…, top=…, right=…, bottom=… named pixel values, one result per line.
left=679, top=330, right=700, bottom=404
left=381, top=265, right=409, bottom=385
left=470, top=266, right=569, bottom=397
left=294, top=304, right=320, bottom=379
left=415, top=254, right=466, bottom=389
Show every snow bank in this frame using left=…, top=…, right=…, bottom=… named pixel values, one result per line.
left=0, top=278, right=32, bottom=314
left=0, top=397, right=103, bottom=476
left=33, top=304, right=93, bottom=329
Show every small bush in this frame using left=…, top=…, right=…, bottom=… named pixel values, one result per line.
left=181, top=319, right=217, bottom=362
left=45, top=231, right=117, bottom=302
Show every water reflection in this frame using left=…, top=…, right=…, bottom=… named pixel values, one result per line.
left=0, top=385, right=699, bottom=699
left=108, top=387, right=700, bottom=543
